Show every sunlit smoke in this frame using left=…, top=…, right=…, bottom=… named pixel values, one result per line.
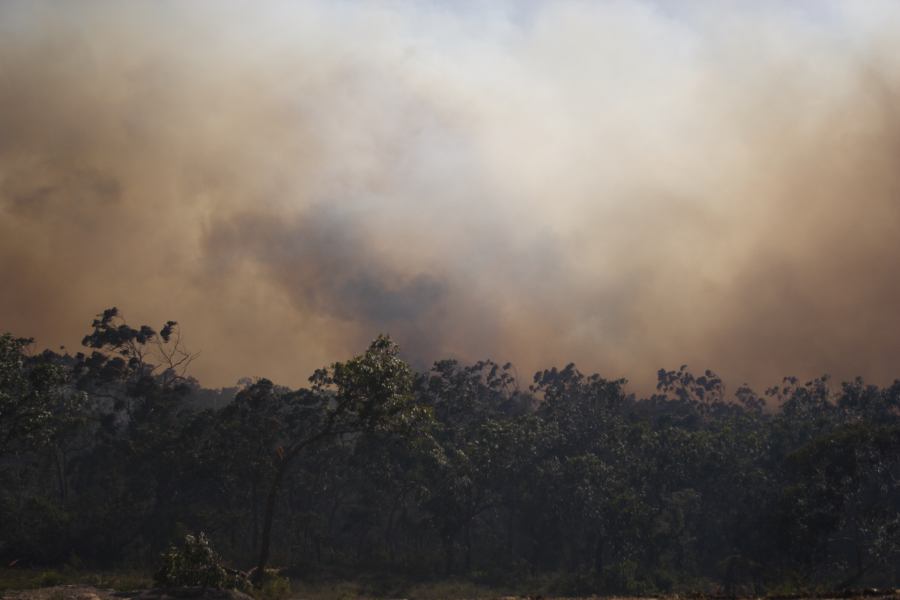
left=2, top=1, right=900, bottom=392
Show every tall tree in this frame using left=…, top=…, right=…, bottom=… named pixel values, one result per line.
left=251, top=335, right=425, bottom=585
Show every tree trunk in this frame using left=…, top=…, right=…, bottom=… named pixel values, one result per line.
left=252, top=431, right=332, bottom=586
left=53, top=446, right=67, bottom=503
left=443, top=533, right=455, bottom=576
left=594, top=533, right=604, bottom=574
left=464, top=522, right=472, bottom=573
left=506, top=499, right=515, bottom=560
left=251, top=479, right=259, bottom=551
left=253, top=458, right=290, bottom=586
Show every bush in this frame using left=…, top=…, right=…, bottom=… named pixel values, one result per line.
left=154, top=532, right=249, bottom=591
left=38, top=571, right=64, bottom=587
left=252, top=573, right=291, bottom=600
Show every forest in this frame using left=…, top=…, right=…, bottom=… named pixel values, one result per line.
left=2, top=308, right=899, bottom=596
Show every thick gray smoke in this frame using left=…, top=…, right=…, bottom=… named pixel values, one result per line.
left=2, top=1, right=900, bottom=392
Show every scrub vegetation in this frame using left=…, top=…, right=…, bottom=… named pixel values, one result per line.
left=2, top=309, right=900, bottom=597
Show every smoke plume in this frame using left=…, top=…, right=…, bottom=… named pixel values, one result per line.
left=2, top=1, right=900, bottom=392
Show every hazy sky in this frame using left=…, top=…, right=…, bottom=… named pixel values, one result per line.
left=2, top=1, right=900, bottom=393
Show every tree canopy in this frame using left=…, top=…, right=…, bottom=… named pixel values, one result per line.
left=1, top=309, right=899, bottom=594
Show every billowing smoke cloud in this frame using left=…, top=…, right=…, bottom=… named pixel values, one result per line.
left=2, top=1, right=900, bottom=392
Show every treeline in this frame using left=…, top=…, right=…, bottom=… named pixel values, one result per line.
left=2, top=308, right=900, bottom=594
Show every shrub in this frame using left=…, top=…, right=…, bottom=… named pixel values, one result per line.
left=252, top=573, right=291, bottom=600
left=38, top=571, right=64, bottom=587
left=154, top=532, right=249, bottom=591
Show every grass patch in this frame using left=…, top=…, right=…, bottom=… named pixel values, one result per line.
left=252, top=574, right=293, bottom=600
left=402, top=579, right=501, bottom=599
left=285, top=577, right=518, bottom=600
left=0, top=568, right=152, bottom=592
left=289, top=579, right=365, bottom=600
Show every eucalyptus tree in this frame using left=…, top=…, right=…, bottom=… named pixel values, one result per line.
left=0, top=334, right=67, bottom=457
left=67, top=307, right=203, bottom=561
left=0, top=333, right=71, bottom=562
left=250, top=335, right=426, bottom=585
left=412, top=359, right=533, bottom=574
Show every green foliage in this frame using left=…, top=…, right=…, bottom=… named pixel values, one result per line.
left=310, top=334, right=423, bottom=434
left=0, top=333, right=66, bottom=455
left=154, top=533, right=249, bottom=591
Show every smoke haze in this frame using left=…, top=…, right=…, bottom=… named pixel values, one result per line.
left=2, top=1, right=900, bottom=392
